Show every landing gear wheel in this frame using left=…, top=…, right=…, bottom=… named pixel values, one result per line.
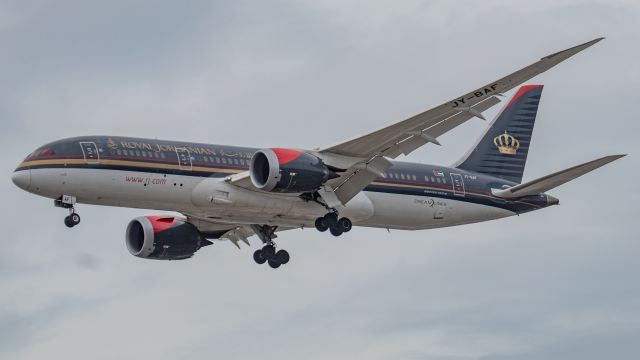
left=329, top=227, right=343, bottom=237
left=253, top=249, right=266, bottom=264
left=323, top=212, right=338, bottom=228
left=64, top=213, right=80, bottom=228
left=314, top=217, right=329, bottom=232
left=70, top=213, right=81, bottom=226
left=338, top=217, right=352, bottom=233
left=261, top=245, right=276, bottom=261
left=276, top=249, right=290, bottom=265
left=268, top=259, right=281, bottom=269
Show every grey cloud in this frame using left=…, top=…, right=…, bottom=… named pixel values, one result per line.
left=1, top=0, right=639, bottom=359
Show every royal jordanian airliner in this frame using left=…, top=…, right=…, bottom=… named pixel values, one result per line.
left=11, top=38, right=625, bottom=269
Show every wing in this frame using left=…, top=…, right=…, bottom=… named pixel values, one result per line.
left=317, top=38, right=604, bottom=205
left=184, top=213, right=296, bottom=249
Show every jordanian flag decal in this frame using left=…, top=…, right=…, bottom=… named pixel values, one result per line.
left=433, top=169, right=445, bottom=177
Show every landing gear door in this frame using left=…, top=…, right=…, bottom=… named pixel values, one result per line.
left=450, top=173, right=465, bottom=197
left=176, top=147, right=192, bottom=170
left=79, top=141, right=100, bottom=164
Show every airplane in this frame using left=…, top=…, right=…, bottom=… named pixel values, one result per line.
left=11, top=37, right=625, bottom=269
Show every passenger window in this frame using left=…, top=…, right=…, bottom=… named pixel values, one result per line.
left=412, top=175, right=416, bottom=181
left=400, top=173, right=405, bottom=180
left=160, top=153, right=166, bottom=159
left=116, top=149, right=122, bottom=155
left=215, top=157, right=220, bottom=163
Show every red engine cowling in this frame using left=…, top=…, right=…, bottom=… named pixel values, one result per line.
left=125, top=216, right=212, bottom=260
left=249, top=148, right=338, bottom=193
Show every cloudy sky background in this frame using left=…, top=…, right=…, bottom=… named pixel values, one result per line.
left=2, top=0, right=639, bottom=359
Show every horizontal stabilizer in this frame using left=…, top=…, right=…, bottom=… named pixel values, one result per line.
left=492, top=154, right=626, bottom=198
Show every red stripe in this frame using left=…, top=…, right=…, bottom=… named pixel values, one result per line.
left=272, top=148, right=301, bottom=165
left=504, top=85, right=543, bottom=110
left=147, top=216, right=176, bottom=233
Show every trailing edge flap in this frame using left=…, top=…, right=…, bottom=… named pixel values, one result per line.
left=491, top=155, right=626, bottom=198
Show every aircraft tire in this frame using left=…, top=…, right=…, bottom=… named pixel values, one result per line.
left=276, top=249, right=290, bottom=265
left=315, top=217, right=329, bottom=232
left=338, top=217, right=352, bottom=232
left=262, top=245, right=276, bottom=260
left=323, top=213, right=338, bottom=227
left=253, top=249, right=267, bottom=264
left=64, top=216, right=74, bottom=228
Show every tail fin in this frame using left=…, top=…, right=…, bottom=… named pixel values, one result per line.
left=455, top=85, right=544, bottom=183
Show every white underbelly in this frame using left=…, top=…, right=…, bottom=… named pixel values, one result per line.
left=28, top=168, right=513, bottom=230
left=361, top=191, right=514, bottom=230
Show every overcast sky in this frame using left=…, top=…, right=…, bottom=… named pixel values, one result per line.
left=2, top=1, right=639, bottom=359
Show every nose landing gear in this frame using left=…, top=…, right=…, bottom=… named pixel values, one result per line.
left=55, top=195, right=80, bottom=228
left=314, top=212, right=352, bottom=237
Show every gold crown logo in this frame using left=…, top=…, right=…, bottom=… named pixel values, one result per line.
left=493, top=131, right=520, bottom=155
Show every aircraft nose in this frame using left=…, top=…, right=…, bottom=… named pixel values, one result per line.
left=11, top=169, right=31, bottom=191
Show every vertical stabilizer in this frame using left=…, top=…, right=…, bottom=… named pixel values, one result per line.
left=454, top=85, right=543, bottom=183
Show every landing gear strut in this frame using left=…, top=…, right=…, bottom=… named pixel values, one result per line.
left=314, top=212, right=352, bottom=237
left=250, top=225, right=290, bottom=269
left=55, top=195, right=80, bottom=228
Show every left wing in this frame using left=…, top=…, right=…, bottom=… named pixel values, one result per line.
left=317, top=38, right=604, bottom=204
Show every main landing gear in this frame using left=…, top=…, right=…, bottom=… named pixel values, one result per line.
left=250, top=225, right=290, bottom=269
left=314, top=212, right=352, bottom=237
left=55, top=195, right=80, bottom=228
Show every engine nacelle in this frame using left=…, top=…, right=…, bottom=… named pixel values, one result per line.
left=125, top=216, right=212, bottom=260
left=249, top=148, right=337, bottom=193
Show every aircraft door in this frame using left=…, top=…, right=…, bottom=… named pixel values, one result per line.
left=176, top=147, right=192, bottom=170
left=79, top=141, right=100, bottom=164
left=450, top=173, right=465, bottom=197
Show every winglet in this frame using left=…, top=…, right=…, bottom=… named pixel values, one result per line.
left=541, top=37, right=605, bottom=61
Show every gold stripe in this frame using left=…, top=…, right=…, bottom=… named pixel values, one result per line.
left=18, top=159, right=243, bottom=174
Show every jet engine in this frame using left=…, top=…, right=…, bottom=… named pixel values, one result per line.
left=125, top=216, right=212, bottom=260
left=249, top=148, right=338, bottom=193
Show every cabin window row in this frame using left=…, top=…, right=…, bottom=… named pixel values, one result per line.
left=111, top=148, right=252, bottom=166
left=199, top=156, right=250, bottom=166
left=113, top=149, right=167, bottom=159
left=383, top=173, right=417, bottom=181
left=381, top=172, right=447, bottom=184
